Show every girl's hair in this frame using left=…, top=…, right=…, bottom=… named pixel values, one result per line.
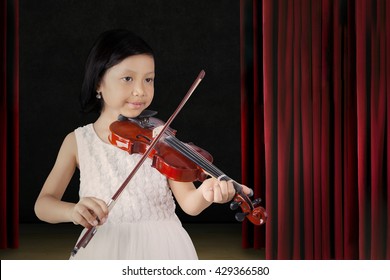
left=80, top=29, right=154, bottom=113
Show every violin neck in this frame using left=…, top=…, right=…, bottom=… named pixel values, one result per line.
left=164, top=136, right=244, bottom=193
left=164, top=136, right=222, bottom=176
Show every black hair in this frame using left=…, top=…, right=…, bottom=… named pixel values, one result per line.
left=80, top=29, right=154, bottom=113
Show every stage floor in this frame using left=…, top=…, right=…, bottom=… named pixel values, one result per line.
left=0, top=223, right=264, bottom=260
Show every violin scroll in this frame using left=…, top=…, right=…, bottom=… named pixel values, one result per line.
left=230, top=193, right=267, bottom=225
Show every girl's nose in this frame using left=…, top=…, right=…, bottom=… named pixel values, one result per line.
left=132, top=81, right=145, bottom=96
left=132, top=88, right=144, bottom=96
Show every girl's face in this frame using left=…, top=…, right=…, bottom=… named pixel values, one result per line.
left=97, top=54, right=155, bottom=119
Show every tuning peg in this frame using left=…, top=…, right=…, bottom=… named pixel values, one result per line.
left=252, top=198, right=262, bottom=207
left=235, top=212, right=249, bottom=222
left=230, top=201, right=242, bottom=210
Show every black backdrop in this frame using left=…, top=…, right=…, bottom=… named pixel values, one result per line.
left=20, top=0, right=240, bottom=223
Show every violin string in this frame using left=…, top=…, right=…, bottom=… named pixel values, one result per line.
left=163, top=136, right=220, bottom=176
left=162, top=136, right=210, bottom=172
left=171, top=137, right=230, bottom=180
left=164, top=136, right=227, bottom=179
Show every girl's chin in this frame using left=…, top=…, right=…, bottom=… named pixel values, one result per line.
left=119, top=109, right=145, bottom=119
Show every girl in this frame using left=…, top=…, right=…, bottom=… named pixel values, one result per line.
left=34, top=29, right=252, bottom=259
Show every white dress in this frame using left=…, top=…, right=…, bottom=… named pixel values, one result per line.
left=70, top=124, right=198, bottom=260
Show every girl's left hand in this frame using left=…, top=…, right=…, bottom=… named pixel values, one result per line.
left=201, top=177, right=252, bottom=204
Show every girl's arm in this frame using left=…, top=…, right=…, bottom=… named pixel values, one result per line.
left=169, top=178, right=251, bottom=216
left=34, top=132, right=108, bottom=228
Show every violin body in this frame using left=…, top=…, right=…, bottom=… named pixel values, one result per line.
left=109, top=112, right=213, bottom=182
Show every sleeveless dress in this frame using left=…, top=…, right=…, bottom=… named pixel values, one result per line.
left=70, top=124, right=198, bottom=260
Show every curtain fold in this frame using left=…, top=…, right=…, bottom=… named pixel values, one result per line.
left=356, top=0, right=390, bottom=260
left=0, top=0, right=19, bottom=249
left=240, top=0, right=266, bottom=250
left=241, top=0, right=389, bottom=259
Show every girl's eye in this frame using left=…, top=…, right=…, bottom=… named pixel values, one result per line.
left=145, top=78, right=154, bottom=84
left=122, top=77, right=133, bottom=82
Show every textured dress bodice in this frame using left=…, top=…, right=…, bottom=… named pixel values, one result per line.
left=75, top=123, right=176, bottom=223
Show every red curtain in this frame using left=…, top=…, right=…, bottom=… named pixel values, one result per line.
left=241, top=0, right=390, bottom=259
left=0, top=0, right=19, bottom=249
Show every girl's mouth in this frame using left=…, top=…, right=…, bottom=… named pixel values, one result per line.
left=127, top=102, right=144, bottom=109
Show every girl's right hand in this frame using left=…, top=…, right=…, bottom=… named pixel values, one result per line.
left=69, top=197, right=109, bottom=228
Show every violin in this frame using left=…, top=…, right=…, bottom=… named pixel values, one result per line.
left=109, top=110, right=213, bottom=182
left=109, top=111, right=268, bottom=226
left=71, top=70, right=267, bottom=257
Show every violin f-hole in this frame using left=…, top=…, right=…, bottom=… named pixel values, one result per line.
left=136, top=134, right=152, bottom=143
